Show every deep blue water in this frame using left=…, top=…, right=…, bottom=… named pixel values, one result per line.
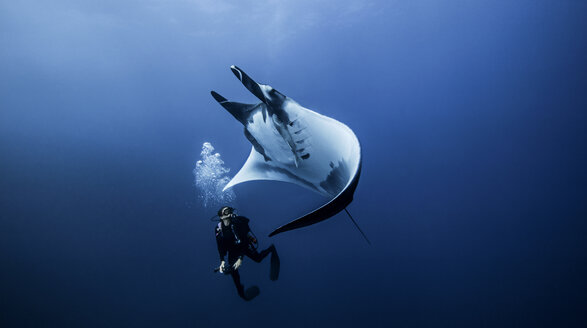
left=1, top=1, right=586, bottom=327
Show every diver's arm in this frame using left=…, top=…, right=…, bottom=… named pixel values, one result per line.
left=232, top=219, right=248, bottom=270
left=239, top=217, right=253, bottom=238
left=217, top=240, right=227, bottom=273
left=215, top=227, right=227, bottom=262
left=247, top=231, right=257, bottom=244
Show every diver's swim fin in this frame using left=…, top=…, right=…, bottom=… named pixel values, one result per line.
left=270, top=248, right=280, bottom=281
left=244, top=286, right=260, bottom=301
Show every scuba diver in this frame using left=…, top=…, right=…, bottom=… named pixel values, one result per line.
left=214, top=206, right=280, bottom=301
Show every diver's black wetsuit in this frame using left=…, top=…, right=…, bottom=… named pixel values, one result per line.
left=215, top=216, right=277, bottom=300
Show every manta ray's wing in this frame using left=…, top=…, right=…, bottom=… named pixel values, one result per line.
left=264, top=106, right=362, bottom=236
left=269, top=157, right=362, bottom=236
left=222, top=146, right=320, bottom=192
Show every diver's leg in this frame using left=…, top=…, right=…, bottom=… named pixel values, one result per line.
left=230, top=270, right=246, bottom=299
left=246, top=244, right=276, bottom=263
left=245, top=245, right=280, bottom=281
left=245, top=249, right=264, bottom=263
left=229, top=253, right=260, bottom=301
left=228, top=253, right=246, bottom=299
left=261, top=244, right=276, bottom=259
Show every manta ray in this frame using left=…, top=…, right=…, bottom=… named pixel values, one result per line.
left=211, top=66, right=366, bottom=240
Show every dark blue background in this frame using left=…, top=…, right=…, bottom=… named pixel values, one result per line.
left=1, top=1, right=586, bottom=327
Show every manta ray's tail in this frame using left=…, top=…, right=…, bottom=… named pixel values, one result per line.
left=344, top=208, right=371, bottom=245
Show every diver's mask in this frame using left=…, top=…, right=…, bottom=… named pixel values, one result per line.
left=210, top=206, right=237, bottom=222
left=219, top=206, right=236, bottom=218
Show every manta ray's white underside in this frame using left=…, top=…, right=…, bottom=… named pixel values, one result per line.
left=212, top=66, right=361, bottom=236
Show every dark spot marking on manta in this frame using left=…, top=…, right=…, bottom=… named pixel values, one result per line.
left=320, top=160, right=351, bottom=196
left=293, top=127, right=307, bottom=135
left=301, top=154, right=310, bottom=160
